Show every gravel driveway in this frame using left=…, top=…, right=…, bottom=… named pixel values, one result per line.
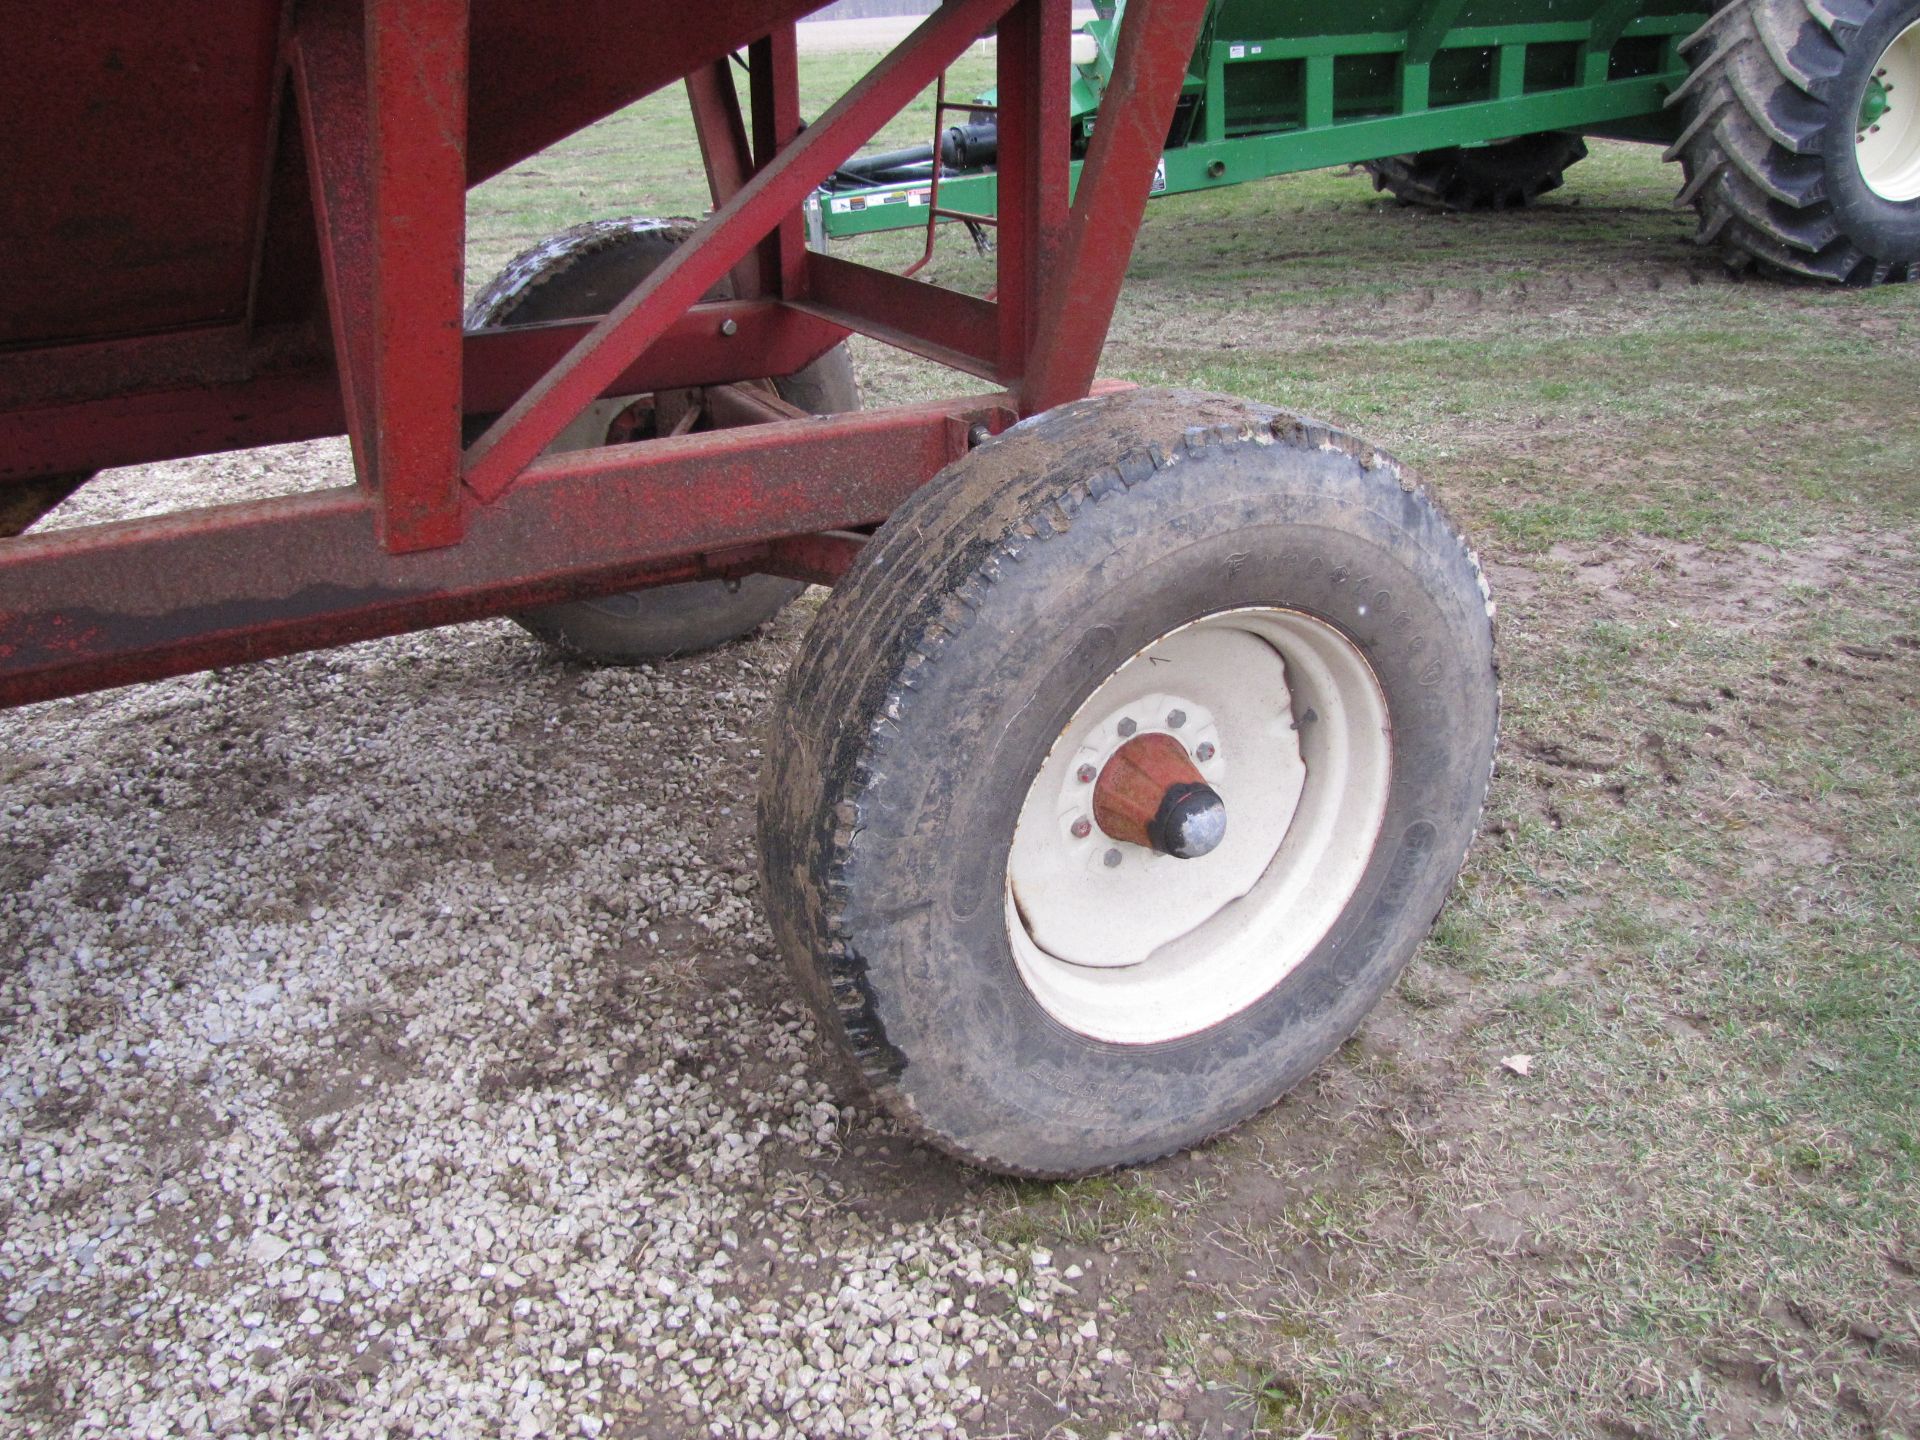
left=0, top=446, right=1214, bottom=1438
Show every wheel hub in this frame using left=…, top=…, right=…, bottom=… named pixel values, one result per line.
left=1861, top=76, right=1892, bottom=132
left=1857, top=23, right=1920, bottom=201
left=1091, top=731, right=1227, bottom=859
left=1005, top=608, right=1392, bottom=1044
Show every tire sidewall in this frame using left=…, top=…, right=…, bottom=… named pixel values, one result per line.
left=834, top=437, right=1495, bottom=1172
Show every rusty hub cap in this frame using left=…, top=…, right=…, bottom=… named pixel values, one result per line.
left=1091, top=732, right=1227, bottom=859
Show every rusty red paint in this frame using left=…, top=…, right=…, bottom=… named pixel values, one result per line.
left=290, top=4, right=380, bottom=500
left=992, top=0, right=1071, bottom=386
left=0, top=322, right=322, bottom=416
left=464, top=305, right=847, bottom=416
left=0, top=0, right=1187, bottom=715
left=756, top=531, right=870, bottom=586
left=0, top=1, right=850, bottom=360
left=0, top=397, right=1000, bottom=709
left=689, top=61, right=756, bottom=211
left=702, top=383, right=811, bottom=428
left=749, top=27, right=810, bottom=303
left=1, top=304, right=847, bottom=483
left=801, top=253, right=999, bottom=381
left=3, top=368, right=343, bottom=486
left=0, top=5, right=282, bottom=350
left=461, top=0, right=1019, bottom=503
left=294, top=0, right=468, bottom=553
left=686, top=58, right=770, bottom=302
left=1020, top=0, right=1213, bottom=414
left=363, top=0, right=470, bottom=552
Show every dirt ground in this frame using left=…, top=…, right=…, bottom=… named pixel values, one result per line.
left=4, top=57, right=1919, bottom=1440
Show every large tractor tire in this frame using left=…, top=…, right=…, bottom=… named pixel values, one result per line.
left=465, top=219, right=860, bottom=662
left=758, top=389, right=1499, bottom=1178
left=1365, top=132, right=1590, bottom=210
left=1667, top=0, right=1920, bottom=283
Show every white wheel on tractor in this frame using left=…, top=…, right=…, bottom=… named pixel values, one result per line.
left=1857, top=17, right=1920, bottom=200
left=759, top=388, right=1499, bottom=1177
left=1668, top=0, right=1920, bottom=283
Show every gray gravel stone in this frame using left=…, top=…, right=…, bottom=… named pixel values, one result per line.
left=0, top=412, right=1179, bottom=1437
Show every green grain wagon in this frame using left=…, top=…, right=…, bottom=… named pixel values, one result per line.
left=813, top=0, right=1920, bottom=283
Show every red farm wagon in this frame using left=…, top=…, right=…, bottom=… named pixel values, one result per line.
left=0, top=0, right=1498, bottom=1175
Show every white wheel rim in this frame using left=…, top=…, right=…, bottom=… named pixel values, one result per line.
left=1005, top=608, right=1392, bottom=1045
left=1858, top=20, right=1920, bottom=201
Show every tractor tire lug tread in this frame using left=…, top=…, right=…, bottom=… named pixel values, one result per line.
left=1667, top=0, right=1920, bottom=284
left=1364, top=132, right=1589, bottom=212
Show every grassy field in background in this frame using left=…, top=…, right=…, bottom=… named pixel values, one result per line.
left=471, top=53, right=1919, bottom=1439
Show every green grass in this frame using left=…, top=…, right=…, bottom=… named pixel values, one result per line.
left=989, top=1172, right=1177, bottom=1254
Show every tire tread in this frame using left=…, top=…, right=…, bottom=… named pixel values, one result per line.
left=760, top=392, right=1499, bottom=1176
left=1366, top=133, right=1589, bottom=211
left=1669, top=0, right=1917, bottom=284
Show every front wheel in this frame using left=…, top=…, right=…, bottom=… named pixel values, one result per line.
left=758, top=389, right=1499, bottom=1177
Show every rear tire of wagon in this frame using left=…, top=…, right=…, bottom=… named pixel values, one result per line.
left=1365, top=132, right=1589, bottom=210
left=1666, top=0, right=1920, bottom=283
left=465, top=219, right=860, bottom=662
left=757, top=389, right=1499, bottom=1178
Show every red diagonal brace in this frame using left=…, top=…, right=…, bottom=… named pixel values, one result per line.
left=688, top=59, right=755, bottom=206
left=290, top=8, right=377, bottom=494
left=462, top=0, right=1016, bottom=505
left=1018, top=0, right=1212, bottom=414
left=749, top=26, right=809, bottom=302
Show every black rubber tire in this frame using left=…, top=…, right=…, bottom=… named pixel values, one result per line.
left=1365, top=132, right=1590, bottom=210
left=465, top=219, right=861, bottom=661
left=758, top=388, right=1499, bottom=1178
left=1666, top=0, right=1920, bottom=283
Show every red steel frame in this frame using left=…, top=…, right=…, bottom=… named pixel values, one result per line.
left=0, top=0, right=1209, bottom=710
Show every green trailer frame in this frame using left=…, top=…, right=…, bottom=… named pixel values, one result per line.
left=811, top=0, right=1705, bottom=242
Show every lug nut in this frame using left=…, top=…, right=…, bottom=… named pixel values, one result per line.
left=1070, top=818, right=1092, bottom=839
left=1103, top=848, right=1122, bottom=868
left=1076, top=763, right=1097, bottom=783
left=1195, top=742, right=1216, bottom=762
left=1117, top=718, right=1137, bottom=737
left=1166, top=709, right=1187, bottom=729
